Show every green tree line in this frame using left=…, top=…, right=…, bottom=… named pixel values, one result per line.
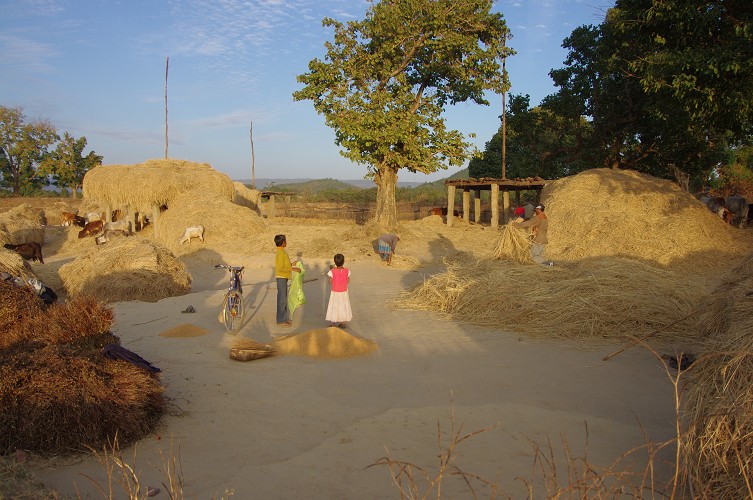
left=469, top=0, right=753, bottom=194
left=0, top=106, right=102, bottom=197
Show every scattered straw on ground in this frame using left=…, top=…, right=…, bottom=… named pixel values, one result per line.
left=393, top=256, right=703, bottom=342
left=681, top=252, right=753, bottom=498
left=59, top=236, right=191, bottom=303
left=273, top=327, right=377, bottom=358
left=159, top=324, right=210, bottom=338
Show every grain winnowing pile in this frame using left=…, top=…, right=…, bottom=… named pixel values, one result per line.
left=273, top=327, right=377, bottom=358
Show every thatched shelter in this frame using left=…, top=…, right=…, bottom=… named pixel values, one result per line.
left=59, top=236, right=191, bottom=303
left=82, top=158, right=236, bottom=234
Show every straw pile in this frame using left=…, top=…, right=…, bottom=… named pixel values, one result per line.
left=153, top=191, right=266, bottom=254
left=0, top=204, right=46, bottom=245
left=0, top=247, right=34, bottom=280
left=681, top=252, right=753, bottom=498
left=542, top=168, right=748, bottom=270
left=82, top=159, right=235, bottom=213
left=59, top=236, right=191, bottom=303
left=492, top=223, right=534, bottom=263
left=0, top=291, right=164, bottom=455
left=393, top=257, right=702, bottom=341
left=273, top=327, right=378, bottom=358
left=233, top=182, right=262, bottom=213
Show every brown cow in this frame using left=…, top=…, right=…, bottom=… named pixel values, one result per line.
left=61, top=211, right=86, bottom=227
left=429, top=207, right=460, bottom=217
left=4, top=242, right=44, bottom=264
left=78, top=220, right=104, bottom=239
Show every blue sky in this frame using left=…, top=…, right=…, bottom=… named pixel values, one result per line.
left=1, top=0, right=613, bottom=184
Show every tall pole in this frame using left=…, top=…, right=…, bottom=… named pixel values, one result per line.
left=501, top=38, right=507, bottom=180
left=250, top=122, right=256, bottom=189
left=164, top=57, right=169, bottom=159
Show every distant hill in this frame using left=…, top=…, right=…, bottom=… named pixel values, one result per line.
left=238, top=168, right=467, bottom=191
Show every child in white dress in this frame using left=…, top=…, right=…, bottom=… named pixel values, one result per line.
left=326, top=253, right=352, bottom=328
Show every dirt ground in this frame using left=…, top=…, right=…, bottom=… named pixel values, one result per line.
left=1, top=198, right=685, bottom=498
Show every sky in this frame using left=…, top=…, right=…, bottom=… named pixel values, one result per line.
left=1, top=0, right=614, bottom=184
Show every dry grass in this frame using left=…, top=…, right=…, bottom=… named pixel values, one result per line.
left=393, top=256, right=703, bottom=342
left=680, top=252, right=753, bottom=498
left=491, top=222, right=534, bottom=263
left=0, top=203, right=46, bottom=245
left=59, top=236, right=191, bottom=303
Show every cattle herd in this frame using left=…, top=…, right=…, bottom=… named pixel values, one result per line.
left=699, top=194, right=751, bottom=228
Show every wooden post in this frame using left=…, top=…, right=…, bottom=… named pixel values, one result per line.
left=250, top=122, right=255, bottom=189
left=462, top=189, right=470, bottom=223
left=491, top=184, right=499, bottom=229
left=164, top=57, right=169, bottom=159
left=447, top=185, right=456, bottom=227
left=268, top=194, right=276, bottom=219
left=474, top=189, right=481, bottom=223
left=502, top=189, right=510, bottom=224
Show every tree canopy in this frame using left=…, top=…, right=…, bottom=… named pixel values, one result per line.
left=0, top=106, right=100, bottom=196
left=293, top=0, right=512, bottom=227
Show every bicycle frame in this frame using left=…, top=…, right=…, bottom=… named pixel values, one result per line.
left=215, top=264, right=245, bottom=332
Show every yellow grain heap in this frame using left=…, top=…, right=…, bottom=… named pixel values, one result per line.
left=59, top=236, right=191, bottom=303
left=681, top=252, right=753, bottom=498
left=273, top=327, right=378, bottom=358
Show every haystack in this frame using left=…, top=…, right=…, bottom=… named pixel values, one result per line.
left=681, top=252, right=753, bottom=498
left=83, top=159, right=235, bottom=214
left=393, top=256, right=702, bottom=341
left=0, top=248, right=34, bottom=279
left=542, top=169, right=748, bottom=270
left=0, top=204, right=46, bottom=245
left=233, top=182, right=262, bottom=213
left=59, top=236, right=191, bottom=303
left=0, top=292, right=164, bottom=455
left=153, top=191, right=266, bottom=254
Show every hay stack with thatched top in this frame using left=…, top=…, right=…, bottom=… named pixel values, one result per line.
left=59, top=236, right=191, bottom=303
left=83, top=159, right=235, bottom=213
left=542, top=168, right=749, bottom=270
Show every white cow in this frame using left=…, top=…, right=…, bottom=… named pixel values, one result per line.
left=104, top=220, right=132, bottom=234
left=179, top=225, right=205, bottom=245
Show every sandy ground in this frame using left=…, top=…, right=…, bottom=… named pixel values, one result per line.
left=17, top=217, right=681, bottom=498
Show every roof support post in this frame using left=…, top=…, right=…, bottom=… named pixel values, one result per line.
left=474, top=189, right=481, bottom=224
left=447, top=185, right=456, bottom=227
left=491, top=184, right=499, bottom=229
left=462, top=189, right=470, bottom=223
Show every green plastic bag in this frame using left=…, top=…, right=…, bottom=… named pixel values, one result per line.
left=288, top=260, right=306, bottom=318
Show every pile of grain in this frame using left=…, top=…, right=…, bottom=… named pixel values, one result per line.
left=542, top=168, right=748, bottom=270
left=273, top=327, right=377, bottom=358
left=681, top=252, right=753, bottom=498
left=393, top=256, right=702, bottom=341
left=59, top=236, right=191, bottom=303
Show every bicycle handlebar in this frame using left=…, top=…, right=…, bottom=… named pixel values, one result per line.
left=215, top=264, right=244, bottom=273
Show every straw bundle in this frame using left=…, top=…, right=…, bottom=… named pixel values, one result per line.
left=542, top=169, right=749, bottom=270
left=491, top=223, right=534, bottom=263
left=273, top=327, right=377, bottom=358
left=59, top=236, right=191, bottom=303
left=681, top=253, right=753, bottom=498
left=82, top=159, right=235, bottom=214
left=0, top=204, right=46, bottom=245
left=0, top=247, right=34, bottom=279
left=393, top=256, right=702, bottom=341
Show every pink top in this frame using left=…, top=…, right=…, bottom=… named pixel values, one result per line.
left=328, top=267, right=350, bottom=292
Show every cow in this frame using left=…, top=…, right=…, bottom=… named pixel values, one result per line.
left=95, top=229, right=132, bottom=245
left=699, top=195, right=727, bottom=218
left=61, top=211, right=87, bottom=227
left=725, top=195, right=749, bottom=228
left=428, top=207, right=460, bottom=217
left=104, top=219, right=132, bottom=234
left=78, top=220, right=104, bottom=239
left=85, top=212, right=104, bottom=224
left=4, top=242, right=44, bottom=264
left=179, top=225, right=205, bottom=245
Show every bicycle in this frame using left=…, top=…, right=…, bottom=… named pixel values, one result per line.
left=215, top=264, right=245, bottom=333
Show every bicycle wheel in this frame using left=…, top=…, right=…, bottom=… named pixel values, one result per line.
left=222, top=292, right=244, bottom=333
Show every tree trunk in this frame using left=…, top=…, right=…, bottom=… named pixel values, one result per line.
left=374, top=166, right=398, bottom=228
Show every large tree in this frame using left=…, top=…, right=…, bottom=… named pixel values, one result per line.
left=39, top=132, right=103, bottom=198
left=294, top=0, right=512, bottom=227
left=0, top=106, right=58, bottom=195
